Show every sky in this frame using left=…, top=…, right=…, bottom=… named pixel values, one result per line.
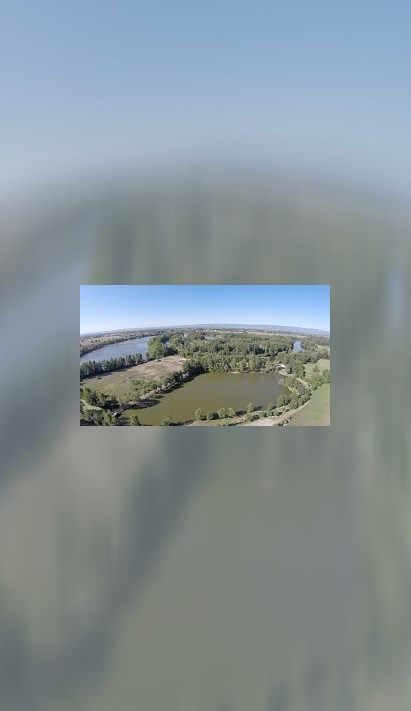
left=2, top=1, right=411, bottom=199
left=80, top=285, right=330, bottom=334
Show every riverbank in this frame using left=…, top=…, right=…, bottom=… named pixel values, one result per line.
left=80, top=331, right=148, bottom=357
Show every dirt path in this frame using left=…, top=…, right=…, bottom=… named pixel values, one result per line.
left=239, top=400, right=311, bottom=426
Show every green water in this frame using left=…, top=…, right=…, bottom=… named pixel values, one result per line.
left=127, top=372, right=287, bottom=425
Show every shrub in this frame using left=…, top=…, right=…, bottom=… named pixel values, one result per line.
left=160, top=414, right=172, bottom=426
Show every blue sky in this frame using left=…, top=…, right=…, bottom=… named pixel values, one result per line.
left=80, top=285, right=330, bottom=334
left=2, top=1, right=411, bottom=198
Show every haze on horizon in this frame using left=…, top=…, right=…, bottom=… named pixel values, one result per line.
left=80, top=285, right=330, bottom=335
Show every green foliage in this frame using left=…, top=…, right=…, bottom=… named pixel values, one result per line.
left=206, top=411, right=217, bottom=420
left=130, top=414, right=141, bottom=426
left=246, top=402, right=254, bottom=414
left=310, top=374, right=323, bottom=390
left=174, top=332, right=299, bottom=373
left=194, top=408, right=205, bottom=421
left=162, top=371, right=182, bottom=389
left=81, top=387, right=93, bottom=403
left=81, top=352, right=143, bottom=378
left=81, top=387, right=121, bottom=411
left=147, top=336, right=176, bottom=361
left=217, top=408, right=227, bottom=419
left=103, top=411, right=119, bottom=426
left=160, top=414, right=172, bottom=426
left=227, top=407, right=236, bottom=418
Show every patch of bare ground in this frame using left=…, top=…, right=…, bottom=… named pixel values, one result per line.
left=82, top=356, right=186, bottom=400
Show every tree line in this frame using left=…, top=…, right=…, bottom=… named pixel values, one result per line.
left=80, top=330, right=330, bottom=381
left=147, top=335, right=176, bottom=360
left=309, top=369, right=330, bottom=390
left=80, top=387, right=121, bottom=425
left=80, top=352, right=144, bottom=378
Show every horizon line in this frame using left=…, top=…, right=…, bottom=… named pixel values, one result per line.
left=80, top=322, right=330, bottom=337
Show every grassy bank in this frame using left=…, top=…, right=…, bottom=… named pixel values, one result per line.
left=304, top=359, right=330, bottom=377
left=289, top=383, right=330, bottom=426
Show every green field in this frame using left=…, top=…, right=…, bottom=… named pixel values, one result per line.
left=289, top=383, right=330, bottom=426
left=304, top=358, right=330, bottom=377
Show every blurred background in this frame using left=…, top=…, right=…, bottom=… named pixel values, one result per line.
left=1, top=1, right=410, bottom=709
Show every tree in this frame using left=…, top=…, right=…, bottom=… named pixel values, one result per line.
left=103, top=411, right=119, bottom=426
left=130, top=414, right=141, bottom=426
left=194, top=408, right=205, bottom=421
left=310, top=374, right=322, bottom=390
left=313, top=364, right=320, bottom=373
left=246, top=402, right=254, bottom=414
left=228, top=407, right=236, bottom=418
left=265, top=402, right=274, bottom=416
left=96, top=391, right=108, bottom=408
left=206, top=411, right=216, bottom=420
left=81, top=387, right=91, bottom=403
left=217, top=407, right=227, bottom=419
left=160, top=414, right=172, bottom=426
left=277, top=395, right=285, bottom=408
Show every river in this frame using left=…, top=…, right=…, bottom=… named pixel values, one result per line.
left=80, top=336, right=151, bottom=363
left=127, top=371, right=288, bottom=425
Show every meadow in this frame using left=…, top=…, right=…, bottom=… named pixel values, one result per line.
left=289, top=383, right=330, bottom=426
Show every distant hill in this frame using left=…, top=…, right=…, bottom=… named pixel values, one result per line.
left=81, top=324, right=330, bottom=337
left=179, top=324, right=330, bottom=336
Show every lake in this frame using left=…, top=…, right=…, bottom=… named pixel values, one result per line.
left=293, top=339, right=303, bottom=352
left=80, top=336, right=151, bottom=363
left=127, top=372, right=288, bottom=425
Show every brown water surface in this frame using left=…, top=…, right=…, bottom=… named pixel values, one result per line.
left=128, top=372, right=287, bottom=424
